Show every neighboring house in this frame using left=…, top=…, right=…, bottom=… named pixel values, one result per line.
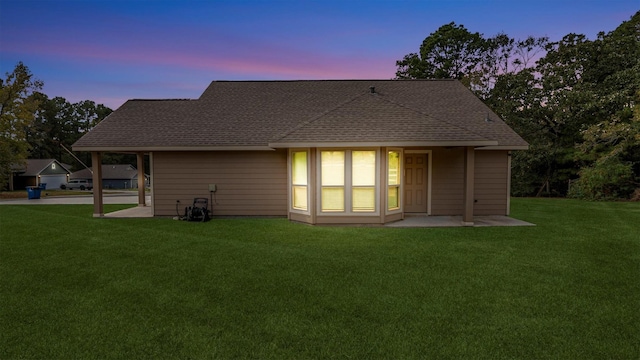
left=10, top=159, right=71, bottom=190
left=73, top=80, right=528, bottom=225
left=70, top=165, right=149, bottom=189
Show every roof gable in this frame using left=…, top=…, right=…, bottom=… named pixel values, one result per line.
left=271, top=91, right=494, bottom=147
left=15, top=159, right=71, bottom=176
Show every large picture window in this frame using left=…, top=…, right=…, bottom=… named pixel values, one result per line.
left=320, top=150, right=377, bottom=213
left=292, top=151, right=308, bottom=211
left=388, top=151, right=401, bottom=211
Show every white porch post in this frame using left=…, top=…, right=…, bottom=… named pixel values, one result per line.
left=92, top=152, right=104, bottom=217
left=463, top=146, right=475, bottom=225
left=137, top=152, right=146, bottom=207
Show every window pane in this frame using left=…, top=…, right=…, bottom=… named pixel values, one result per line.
left=388, top=151, right=400, bottom=185
left=353, top=187, right=375, bottom=212
left=388, top=186, right=399, bottom=210
left=321, top=151, right=344, bottom=186
left=321, top=187, right=344, bottom=211
left=293, top=186, right=308, bottom=210
left=352, top=151, right=376, bottom=186
left=292, top=152, right=307, bottom=185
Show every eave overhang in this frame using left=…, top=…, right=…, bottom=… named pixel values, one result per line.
left=268, top=140, right=500, bottom=149
left=476, top=145, right=529, bottom=150
left=72, top=145, right=277, bottom=152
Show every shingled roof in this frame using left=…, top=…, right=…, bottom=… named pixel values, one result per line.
left=12, top=159, right=71, bottom=175
left=72, top=80, right=528, bottom=151
left=70, top=164, right=145, bottom=180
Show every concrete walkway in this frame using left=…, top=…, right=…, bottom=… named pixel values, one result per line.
left=0, top=192, right=150, bottom=206
left=103, top=205, right=153, bottom=218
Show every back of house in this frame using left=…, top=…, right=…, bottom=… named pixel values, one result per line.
left=73, top=80, right=527, bottom=225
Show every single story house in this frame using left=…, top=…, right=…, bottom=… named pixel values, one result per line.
left=73, top=80, right=528, bottom=225
left=9, top=159, right=71, bottom=190
left=70, top=164, right=149, bottom=189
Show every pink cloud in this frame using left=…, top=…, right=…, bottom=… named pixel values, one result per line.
left=7, top=34, right=396, bottom=81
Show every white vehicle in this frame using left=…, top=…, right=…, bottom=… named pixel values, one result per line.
left=61, top=179, right=93, bottom=190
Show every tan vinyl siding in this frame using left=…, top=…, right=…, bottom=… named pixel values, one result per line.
left=153, top=151, right=287, bottom=216
left=430, top=148, right=464, bottom=215
left=430, top=148, right=509, bottom=216
left=474, top=150, right=509, bottom=215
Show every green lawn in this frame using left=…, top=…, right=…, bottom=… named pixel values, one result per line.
left=1, top=199, right=638, bottom=359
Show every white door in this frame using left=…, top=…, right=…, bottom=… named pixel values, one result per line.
left=39, top=175, right=67, bottom=190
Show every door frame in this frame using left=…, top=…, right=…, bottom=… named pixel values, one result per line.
left=404, top=150, right=432, bottom=215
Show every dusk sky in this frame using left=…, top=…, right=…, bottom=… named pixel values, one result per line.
left=1, top=0, right=638, bottom=109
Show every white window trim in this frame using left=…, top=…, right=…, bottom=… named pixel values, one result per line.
left=316, top=148, right=380, bottom=216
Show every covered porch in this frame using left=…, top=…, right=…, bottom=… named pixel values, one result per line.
left=91, top=152, right=149, bottom=217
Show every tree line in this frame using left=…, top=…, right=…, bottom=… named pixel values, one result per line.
left=397, top=11, right=639, bottom=200
left=0, top=62, right=135, bottom=190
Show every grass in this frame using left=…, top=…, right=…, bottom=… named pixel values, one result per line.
left=1, top=199, right=638, bottom=359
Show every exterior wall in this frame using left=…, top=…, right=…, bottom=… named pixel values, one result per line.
left=474, top=150, right=509, bottom=215
left=153, top=150, right=288, bottom=217
left=314, top=215, right=384, bottom=225
left=150, top=148, right=509, bottom=220
left=430, top=148, right=464, bottom=215
left=429, top=148, right=509, bottom=216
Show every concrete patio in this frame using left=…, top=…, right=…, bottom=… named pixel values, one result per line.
left=1, top=195, right=533, bottom=226
left=386, top=214, right=534, bottom=227
left=102, top=207, right=534, bottom=227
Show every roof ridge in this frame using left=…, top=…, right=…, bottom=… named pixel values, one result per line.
left=206, top=79, right=458, bottom=85
left=129, top=99, right=195, bottom=102
left=270, top=92, right=369, bottom=142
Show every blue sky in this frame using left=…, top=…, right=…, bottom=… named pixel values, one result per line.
left=1, top=0, right=638, bottom=109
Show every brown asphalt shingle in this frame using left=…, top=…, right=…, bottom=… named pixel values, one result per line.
left=70, top=164, right=143, bottom=180
left=72, top=80, right=528, bottom=150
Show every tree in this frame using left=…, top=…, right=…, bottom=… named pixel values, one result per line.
left=0, top=62, right=43, bottom=190
left=27, top=95, right=113, bottom=169
left=487, top=11, right=639, bottom=197
left=27, top=95, right=74, bottom=161
left=396, top=22, right=547, bottom=98
left=396, top=22, right=488, bottom=81
left=396, top=13, right=638, bottom=199
left=568, top=90, right=640, bottom=200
